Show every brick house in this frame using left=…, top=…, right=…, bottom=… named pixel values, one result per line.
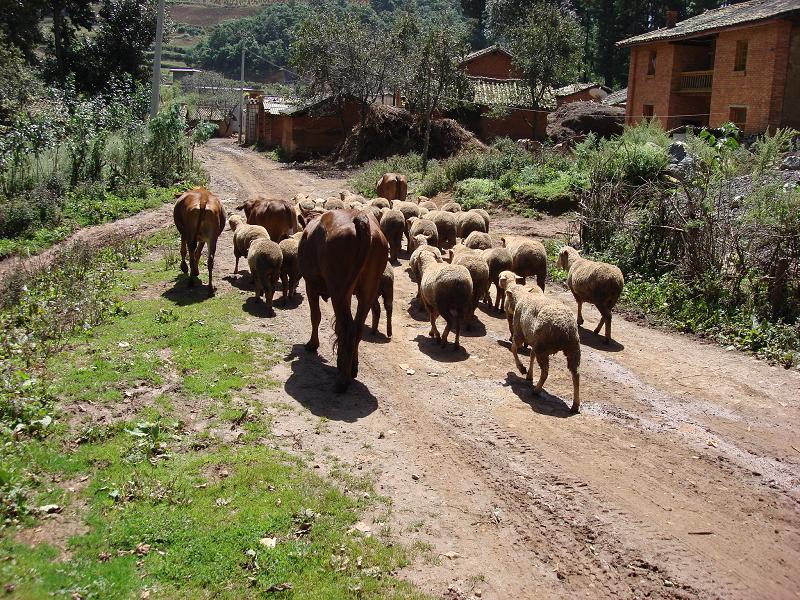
left=554, top=82, right=611, bottom=106
left=460, top=45, right=522, bottom=79
left=618, top=0, right=800, bottom=135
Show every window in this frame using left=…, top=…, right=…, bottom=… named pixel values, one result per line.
left=647, top=50, right=657, bottom=75
left=729, top=106, right=747, bottom=129
left=643, top=104, right=655, bottom=119
left=734, top=40, right=748, bottom=71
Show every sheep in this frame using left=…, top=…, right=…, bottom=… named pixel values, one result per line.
left=408, top=217, right=439, bottom=251
left=419, top=200, right=437, bottom=211
left=417, top=251, right=473, bottom=349
left=422, top=210, right=457, bottom=249
left=481, top=247, right=514, bottom=309
left=416, top=195, right=430, bottom=204
left=452, top=249, right=490, bottom=328
left=464, top=231, right=493, bottom=251
left=229, top=214, right=269, bottom=274
left=323, top=197, right=345, bottom=210
left=557, top=246, right=624, bottom=344
left=418, top=206, right=429, bottom=217
left=409, top=236, right=442, bottom=299
left=505, top=283, right=581, bottom=413
left=472, top=208, right=490, bottom=232
left=499, top=270, right=528, bottom=338
left=441, top=201, right=462, bottom=213
left=247, top=238, right=283, bottom=315
left=371, top=263, right=394, bottom=338
left=278, top=236, right=301, bottom=302
left=457, top=210, right=488, bottom=239
left=501, top=235, right=547, bottom=291
left=362, top=204, right=383, bottom=223
left=380, top=209, right=405, bottom=262
left=370, top=197, right=391, bottom=210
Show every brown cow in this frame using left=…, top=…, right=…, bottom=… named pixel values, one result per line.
left=236, top=195, right=298, bottom=241
left=375, top=173, right=408, bottom=203
left=173, top=188, right=226, bottom=292
left=299, top=210, right=388, bottom=392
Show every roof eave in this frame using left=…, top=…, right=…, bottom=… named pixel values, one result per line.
left=616, top=14, right=791, bottom=47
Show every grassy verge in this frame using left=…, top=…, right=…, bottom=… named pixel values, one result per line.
left=0, top=186, right=185, bottom=260
left=0, top=232, right=426, bottom=599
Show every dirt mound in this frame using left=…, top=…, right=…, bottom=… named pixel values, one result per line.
left=546, top=101, right=625, bottom=142
left=339, top=104, right=485, bottom=164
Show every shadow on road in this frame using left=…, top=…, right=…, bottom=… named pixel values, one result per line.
left=413, top=334, right=470, bottom=362
left=504, top=372, right=577, bottom=418
left=283, top=343, right=378, bottom=422
left=579, top=327, right=625, bottom=352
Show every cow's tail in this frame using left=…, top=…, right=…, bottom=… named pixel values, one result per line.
left=190, top=195, right=208, bottom=249
left=394, top=175, right=402, bottom=201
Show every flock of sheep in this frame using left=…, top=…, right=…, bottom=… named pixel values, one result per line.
left=172, top=172, right=624, bottom=409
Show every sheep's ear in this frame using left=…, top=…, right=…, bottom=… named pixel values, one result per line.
left=500, top=237, right=507, bottom=247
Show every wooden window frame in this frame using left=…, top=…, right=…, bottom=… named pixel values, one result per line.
left=734, top=40, right=748, bottom=72
left=643, top=104, right=655, bottom=119
left=647, top=50, right=657, bottom=76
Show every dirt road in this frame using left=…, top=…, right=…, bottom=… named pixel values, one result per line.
left=22, top=139, right=800, bottom=598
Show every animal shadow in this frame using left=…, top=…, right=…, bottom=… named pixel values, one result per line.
left=405, top=299, right=430, bottom=322
left=363, top=327, right=391, bottom=344
left=578, top=327, right=625, bottom=352
left=413, top=334, right=470, bottom=362
left=283, top=343, right=378, bottom=422
left=504, top=372, right=577, bottom=418
left=460, top=317, right=487, bottom=338
left=241, top=298, right=275, bottom=318
left=161, top=275, right=214, bottom=305
left=224, top=272, right=253, bottom=292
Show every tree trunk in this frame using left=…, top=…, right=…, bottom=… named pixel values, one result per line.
left=421, top=106, right=434, bottom=175
left=52, top=2, right=65, bottom=78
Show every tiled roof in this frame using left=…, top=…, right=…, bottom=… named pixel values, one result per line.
left=461, top=45, right=514, bottom=64
left=554, top=82, right=611, bottom=97
left=617, top=0, right=800, bottom=47
left=601, top=88, right=627, bottom=106
left=469, top=77, right=555, bottom=110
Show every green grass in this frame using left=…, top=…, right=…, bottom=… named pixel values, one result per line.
left=1, top=232, right=428, bottom=599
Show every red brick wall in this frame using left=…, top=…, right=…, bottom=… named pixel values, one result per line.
left=626, top=42, right=676, bottom=126
left=782, top=24, right=800, bottom=128
left=709, top=21, right=793, bottom=134
left=463, top=51, right=521, bottom=79
left=478, top=107, right=546, bottom=141
left=556, top=88, right=606, bottom=106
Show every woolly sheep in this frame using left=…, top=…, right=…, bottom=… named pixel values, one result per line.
left=440, top=201, right=462, bottom=213
left=557, top=246, right=624, bottom=344
left=409, top=236, right=442, bottom=299
left=247, top=238, right=283, bottom=315
left=408, top=217, right=439, bottom=252
left=417, top=251, right=473, bottom=349
left=481, top=247, right=514, bottom=309
left=370, top=263, right=394, bottom=338
left=472, top=208, right=490, bottom=232
left=370, top=197, right=392, bottom=210
left=457, top=210, right=488, bottom=239
left=452, top=250, right=490, bottom=329
left=394, top=200, right=424, bottom=245
left=416, top=195, right=430, bottom=204
left=501, top=235, right=547, bottom=291
left=278, top=236, right=301, bottom=302
left=380, top=209, right=405, bottom=262
left=419, top=200, right=437, bottom=211
left=464, top=231, right=493, bottom=251
left=423, top=210, right=457, bottom=249
left=418, top=206, right=429, bottom=216
left=323, top=197, right=345, bottom=210
left=362, top=204, right=383, bottom=223
left=499, top=270, right=528, bottom=338
left=505, top=284, right=581, bottom=413
left=229, top=214, right=269, bottom=274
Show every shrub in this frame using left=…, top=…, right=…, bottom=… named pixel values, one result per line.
left=348, top=153, right=424, bottom=198
left=454, top=178, right=509, bottom=209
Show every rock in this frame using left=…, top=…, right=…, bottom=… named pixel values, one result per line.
left=443, top=551, right=460, bottom=559
left=411, top=473, right=420, bottom=481
left=37, top=504, right=62, bottom=514
left=668, top=141, right=688, bottom=163
left=780, top=155, right=800, bottom=171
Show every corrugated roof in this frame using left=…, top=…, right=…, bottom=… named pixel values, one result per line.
left=617, top=0, right=800, bottom=47
left=601, top=88, right=627, bottom=106
left=469, top=77, right=555, bottom=110
left=554, top=82, right=611, bottom=97
left=461, top=45, right=514, bottom=64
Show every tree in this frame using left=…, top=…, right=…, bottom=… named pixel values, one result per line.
left=394, top=8, right=470, bottom=172
left=0, top=33, right=40, bottom=125
left=45, top=0, right=96, bottom=80
left=0, top=0, right=47, bottom=62
left=290, top=4, right=395, bottom=146
left=502, top=2, right=583, bottom=109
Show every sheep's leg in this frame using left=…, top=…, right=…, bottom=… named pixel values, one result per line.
left=371, top=299, right=381, bottom=334
left=533, top=354, right=549, bottom=395
left=280, top=272, right=289, bottom=304
left=511, top=337, right=526, bottom=374
left=453, top=312, right=461, bottom=350
left=385, top=297, right=393, bottom=338
left=265, top=275, right=277, bottom=315
left=234, top=252, right=241, bottom=275
left=537, top=273, right=546, bottom=292
left=525, top=351, right=535, bottom=381
left=494, top=282, right=502, bottom=310
left=570, top=369, right=580, bottom=413
left=428, top=307, right=441, bottom=341
left=576, top=299, right=584, bottom=326
left=441, top=314, right=452, bottom=347
left=180, top=238, right=188, bottom=274
left=602, top=311, right=613, bottom=344
left=305, top=291, right=321, bottom=352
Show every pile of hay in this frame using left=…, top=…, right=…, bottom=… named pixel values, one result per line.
left=546, top=101, right=625, bottom=142
left=339, top=104, right=485, bottom=164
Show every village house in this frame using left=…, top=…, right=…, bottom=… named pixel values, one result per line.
left=618, top=0, right=800, bottom=134
left=554, top=82, right=611, bottom=105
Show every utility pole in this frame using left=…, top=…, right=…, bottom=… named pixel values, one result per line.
left=150, top=0, right=166, bottom=118
left=238, top=40, right=245, bottom=145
